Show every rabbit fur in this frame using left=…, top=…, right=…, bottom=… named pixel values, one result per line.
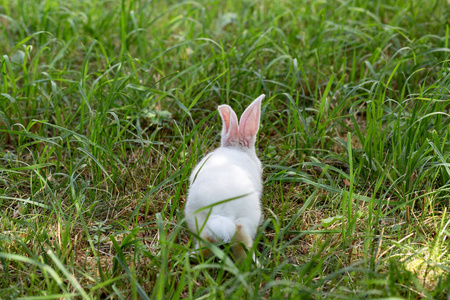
left=185, top=94, right=265, bottom=261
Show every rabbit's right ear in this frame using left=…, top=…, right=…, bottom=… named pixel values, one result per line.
left=238, top=94, right=264, bottom=147
left=218, top=105, right=239, bottom=147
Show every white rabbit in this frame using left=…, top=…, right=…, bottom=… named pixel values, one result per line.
left=185, top=94, right=265, bottom=261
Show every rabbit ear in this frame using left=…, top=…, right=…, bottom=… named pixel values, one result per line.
left=218, top=105, right=239, bottom=147
left=238, top=94, right=264, bottom=147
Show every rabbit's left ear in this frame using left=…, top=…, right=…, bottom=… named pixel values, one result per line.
left=239, top=94, right=264, bottom=147
left=218, top=105, right=239, bottom=147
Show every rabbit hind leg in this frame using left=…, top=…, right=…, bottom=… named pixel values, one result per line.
left=231, top=224, right=253, bottom=261
left=198, top=232, right=216, bottom=259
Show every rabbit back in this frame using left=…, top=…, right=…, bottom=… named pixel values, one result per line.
left=185, top=147, right=262, bottom=230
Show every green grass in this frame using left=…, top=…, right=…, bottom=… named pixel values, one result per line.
left=1, top=0, right=449, bottom=298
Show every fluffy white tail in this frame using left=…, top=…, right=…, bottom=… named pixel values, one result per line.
left=198, top=216, right=254, bottom=261
left=203, top=215, right=236, bottom=243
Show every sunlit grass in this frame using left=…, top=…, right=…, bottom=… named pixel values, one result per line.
left=1, top=0, right=449, bottom=298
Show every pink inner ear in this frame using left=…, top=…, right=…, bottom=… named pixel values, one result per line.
left=239, top=96, right=262, bottom=147
left=218, top=105, right=239, bottom=146
left=218, top=105, right=232, bottom=132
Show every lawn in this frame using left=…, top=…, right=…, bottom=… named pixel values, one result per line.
left=1, top=0, right=449, bottom=298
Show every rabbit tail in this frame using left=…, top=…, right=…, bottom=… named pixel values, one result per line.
left=199, top=216, right=253, bottom=261
left=202, top=215, right=236, bottom=243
